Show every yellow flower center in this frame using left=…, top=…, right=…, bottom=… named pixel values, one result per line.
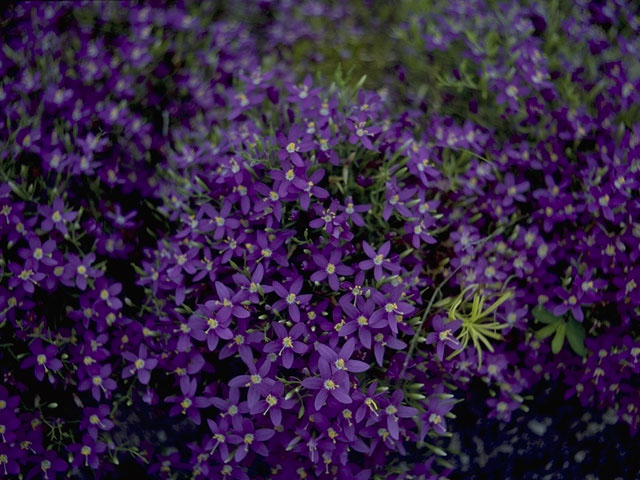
left=18, top=269, right=33, bottom=280
left=439, top=329, right=452, bottom=341
left=323, top=379, right=337, bottom=390
left=326, top=263, right=335, bottom=274
left=385, top=302, right=397, bottom=313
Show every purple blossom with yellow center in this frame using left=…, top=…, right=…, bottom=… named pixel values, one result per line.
left=263, top=322, right=307, bottom=368
left=272, top=276, right=311, bottom=323
left=276, top=124, right=314, bottom=167
left=228, top=359, right=275, bottom=412
left=227, top=418, right=275, bottom=462
left=310, top=249, right=354, bottom=291
left=20, top=340, right=63, bottom=382
left=316, top=338, right=369, bottom=373
left=425, top=315, right=463, bottom=361
left=359, top=240, right=400, bottom=281
left=301, top=357, right=353, bottom=410
left=122, top=344, right=158, bottom=385
left=38, top=198, right=76, bottom=235
left=338, top=299, right=387, bottom=349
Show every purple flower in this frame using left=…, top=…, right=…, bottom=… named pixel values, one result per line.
left=422, top=397, right=455, bottom=436
left=383, top=180, right=415, bottom=221
left=359, top=241, right=400, bottom=281
left=69, top=434, right=106, bottom=469
left=355, top=382, right=384, bottom=423
left=20, top=340, right=63, bottom=382
left=338, top=299, right=387, bottom=349
left=344, top=196, right=369, bottom=226
left=80, top=405, right=114, bottom=440
left=78, top=364, right=117, bottom=401
left=92, top=278, right=123, bottom=310
left=277, top=125, right=314, bottom=167
left=310, top=249, right=354, bottom=291
left=263, top=322, right=307, bottom=368
left=425, top=315, right=463, bottom=361
left=382, top=390, right=418, bottom=440
left=122, top=344, right=158, bottom=385
left=165, top=376, right=211, bottom=425
left=188, top=306, right=234, bottom=352
left=317, top=338, right=369, bottom=373
left=551, top=287, right=584, bottom=322
left=201, top=200, right=240, bottom=240
left=249, top=381, right=295, bottom=427
left=207, top=281, right=250, bottom=322
left=210, top=387, right=248, bottom=431
left=405, top=217, right=437, bottom=248
left=232, top=263, right=273, bottom=304
left=27, top=449, right=68, bottom=480
left=62, top=253, right=101, bottom=291
left=17, top=235, right=57, bottom=267
left=347, top=115, right=381, bottom=150
left=370, top=285, right=415, bottom=334
left=227, top=418, right=275, bottom=462
left=229, top=359, right=275, bottom=412
left=301, top=357, right=352, bottom=410
left=496, top=173, right=530, bottom=207
left=292, top=167, right=329, bottom=210
left=272, top=276, right=312, bottom=323
left=39, top=198, right=76, bottom=235
left=205, top=417, right=232, bottom=461
left=373, top=332, right=407, bottom=367
left=7, top=260, right=45, bottom=294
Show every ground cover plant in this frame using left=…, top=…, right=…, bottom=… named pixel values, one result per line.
left=0, top=0, right=639, bottom=478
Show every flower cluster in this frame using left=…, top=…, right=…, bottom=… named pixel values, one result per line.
left=0, top=0, right=639, bottom=479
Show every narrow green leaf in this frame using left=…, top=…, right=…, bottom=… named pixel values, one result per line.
left=551, top=321, right=566, bottom=354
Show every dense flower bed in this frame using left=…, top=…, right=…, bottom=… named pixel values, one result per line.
left=0, top=1, right=639, bottom=479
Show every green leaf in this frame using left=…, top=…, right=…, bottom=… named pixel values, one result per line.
left=535, top=323, right=559, bottom=340
left=566, top=318, right=587, bottom=357
left=551, top=321, right=566, bottom=354
left=532, top=306, right=562, bottom=324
